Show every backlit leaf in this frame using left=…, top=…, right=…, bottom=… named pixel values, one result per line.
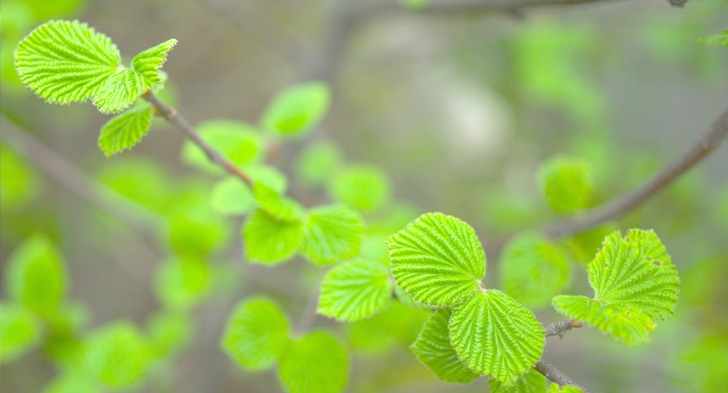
left=317, top=259, right=392, bottom=321
left=80, top=322, right=152, bottom=389
left=221, top=297, right=289, bottom=371
left=387, top=213, right=485, bottom=307
left=209, top=177, right=256, bottom=216
left=539, top=155, right=593, bottom=215
left=253, top=182, right=304, bottom=222
left=296, top=141, right=341, bottom=187
left=697, top=30, right=728, bottom=48
left=0, top=303, right=41, bottom=364
left=548, top=383, right=584, bottom=392
left=154, top=258, right=209, bottom=312
left=329, top=165, right=390, bottom=211
left=278, top=331, right=348, bottom=393
left=262, top=82, right=330, bottom=137
left=91, top=68, right=144, bottom=113
left=243, top=209, right=304, bottom=264
left=449, top=290, right=545, bottom=387
left=488, top=367, right=547, bottom=393
left=411, top=308, right=480, bottom=384
left=98, top=104, right=152, bottom=156
left=131, top=39, right=177, bottom=88
left=301, top=205, right=363, bottom=265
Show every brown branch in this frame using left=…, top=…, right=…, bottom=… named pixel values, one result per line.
left=352, top=0, right=616, bottom=17
left=535, top=359, right=591, bottom=392
left=544, top=105, right=728, bottom=238
left=544, top=318, right=582, bottom=337
left=143, top=91, right=253, bottom=187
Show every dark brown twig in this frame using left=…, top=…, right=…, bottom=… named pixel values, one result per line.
left=535, top=359, right=591, bottom=392
left=143, top=91, right=254, bottom=187
left=544, top=105, right=728, bottom=238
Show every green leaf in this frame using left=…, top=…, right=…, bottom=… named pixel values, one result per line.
left=6, top=235, right=67, bottom=316
left=253, top=182, right=304, bottom=222
left=539, top=155, right=593, bottom=214
left=296, top=141, right=342, bottom=187
left=154, top=258, right=209, bottom=312
left=261, top=82, right=330, bottom=137
left=449, top=290, right=545, bottom=387
left=411, top=308, right=480, bottom=384
left=0, top=303, right=41, bottom=364
left=301, top=205, right=363, bottom=265
left=489, top=367, right=547, bottom=393
left=98, top=104, right=152, bottom=156
left=278, top=331, right=348, bottom=393
left=552, top=295, right=654, bottom=346
left=131, top=39, right=177, bottom=88
left=590, top=230, right=679, bottom=321
left=243, top=209, right=304, bottom=264
left=221, top=297, right=289, bottom=371
left=145, top=312, right=191, bottom=358
left=95, top=157, right=172, bottom=212
left=329, top=165, right=391, bottom=211
left=14, top=20, right=120, bottom=105
left=81, top=322, right=152, bottom=389
left=697, top=30, right=728, bottom=48
left=0, top=143, right=42, bottom=211
left=42, top=375, right=99, bottom=393
left=317, top=259, right=392, bottom=321
left=548, top=383, right=584, bottom=392
left=345, top=300, right=430, bottom=354
left=387, top=213, right=485, bottom=307
left=500, top=231, right=571, bottom=308
left=181, top=119, right=263, bottom=173
left=91, top=68, right=144, bottom=114
left=209, top=177, right=257, bottom=215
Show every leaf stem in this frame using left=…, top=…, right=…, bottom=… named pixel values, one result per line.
left=142, top=91, right=254, bottom=187
left=535, top=359, right=591, bottom=392
left=544, top=105, right=728, bottom=238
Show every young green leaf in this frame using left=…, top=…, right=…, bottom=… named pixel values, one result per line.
left=411, top=308, right=480, bottom=384
left=317, top=259, right=392, bottom=321
left=6, top=235, right=67, bottom=316
left=329, top=165, right=391, bottom=212
left=91, top=69, right=145, bottom=113
left=98, top=104, right=152, bottom=156
left=296, top=141, right=342, bottom=187
left=548, top=383, right=584, bottom=392
left=209, top=177, right=257, bottom=215
left=300, top=205, right=363, bottom=265
left=0, top=303, right=41, bottom=364
left=345, top=300, right=430, bottom=354
left=539, top=155, right=594, bottom=214
left=278, top=331, right=348, bottom=393
left=697, top=30, right=728, bottom=48
left=387, top=213, right=485, bottom=307
left=81, top=322, right=152, bottom=389
left=145, top=312, right=192, bottom=358
left=131, top=39, right=177, bottom=88
left=261, top=82, right=330, bottom=137
left=154, top=258, right=210, bottom=312
left=243, top=209, right=304, bottom=264
left=488, top=367, right=547, bottom=393
left=254, top=182, right=305, bottom=222
left=449, top=290, right=545, bottom=387
left=14, top=20, right=120, bottom=105
left=181, top=119, right=263, bottom=173
left=221, top=297, right=289, bottom=371
left=500, top=231, right=571, bottom=308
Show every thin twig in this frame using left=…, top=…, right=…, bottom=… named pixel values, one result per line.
left=143, top=91, right=254, bottom=187
left=544, top=105, right=728, bottom=238
left=544, top=318, right=582, bottom=337
left=535, top=359, right=591, bottom=393
left=352, top=0, right=615, bottom=17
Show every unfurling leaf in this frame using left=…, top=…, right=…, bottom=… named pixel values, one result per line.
left=91, top=69, right=144, bottom=113
left=98, top=104, right=152, bottom=156
left=131, top=39, right=178, bottom=88
left=317, top=259, right=391, bottom=321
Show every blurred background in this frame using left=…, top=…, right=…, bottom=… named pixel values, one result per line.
left=1, top=0, right=727, bottom=392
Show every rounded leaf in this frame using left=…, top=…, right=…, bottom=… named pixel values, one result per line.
left=317, top=259, right=392, bottom=321
left=301, top=205, right=363, bottom=265
left=243, top=209, right=304, bottom=264
left=98, top=104, right=152, bottom=156
left=261, top=82, right=330, bottom=137
left=278, top=331, right=348, bottom=393
left=538, top=155, right=593, bottom=215
left=329, top=165, right=390, bottom=211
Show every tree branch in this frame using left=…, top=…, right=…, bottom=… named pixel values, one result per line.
left=142, top=91, right=254, bottom=187
left=544, top=318, right=582, bottom=337
left=544, top=105, right=728, bottom=238
left=352, top=0, right=616, bottom=17
left=535, top=359, right=591, bottom=392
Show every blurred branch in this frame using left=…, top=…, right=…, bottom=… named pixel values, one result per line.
left=544, top=318, right=582, bottom=337
left=535, top=359, right=591, bottom=393
left=143, top=91, right=254, bottom=187
left=294, top=268, right=329, bottom=333
left=545, top=105, right=728, bottom=238
left=352, top=0, right=617, bottom=17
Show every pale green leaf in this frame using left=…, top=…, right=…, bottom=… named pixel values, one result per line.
left=500, top=231, right=571, bottom=308
left=145, top=312, right=191, bottom=358
left=345, top=300, right=430, bottom=354
left=181, top=119, right=263, bottom=173
left=548, top=383, right=584, bottom=392
left=590, top=229, right=680, bottom=321
left=387, top=213, right=485, bottom=307
left=91, top=68, right=144, bottom=113
left=98, top=104, right=152, bottom=156
left=489, top=367, right=547, bottom=393
left=0, top=303, right=41, bottom=364
left=539, top=155, right=593, bottom=214
left=449, top=290, right=545, bottom=387
left=329, top=165, right=391, bottom=211
left=81, top=322, right=152, bottom=389
left=262, top=82, right=330, bottom=137
left=317, top=259, right=392, bottom=321
left=14, top=20, right=120, bottom=105
left=254, top=182, right=304, bottom=222
left=22, top=0, right=87, bottom=20
left=154, top=258, right=209, bottom=312
left=551, top=295, right=654, bottom=346
left=131, top=39, right=177, bottom=88
left=243, top=209, right=304, bottom=264
left=0, top=143, right=42, bottom=211
left=393, top=283, right=431, bottom=310
left=221, top=297, right=289, bottom=371
left=411, top=308, right=480, bottom=384
left=301, top=205, right=363, bottom=265
left=697, top=30, right=728, bottom=48
left=296, top=141, right=342, bottom=187
left=279, top=331, right=348, bottom=393
left=209, top=177, right=256, bottom=216
left=42, top=375, right=99, bottom=393
left=6, top=235, right=67, bottom=316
